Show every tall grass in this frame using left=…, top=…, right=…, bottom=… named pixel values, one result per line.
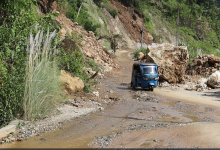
left=23, top=29, right=64, bottom=121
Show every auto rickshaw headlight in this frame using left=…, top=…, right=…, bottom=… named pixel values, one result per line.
left=155, top=77, right=159, bottom=80
left=142, top=77, right=149, bottom=80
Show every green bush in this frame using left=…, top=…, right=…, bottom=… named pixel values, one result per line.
left=93, top=0, right=109, bottom=7
left=66, top=0, right=100, bottom=34
left=84, top=21, right=101, bottom=35
left=85, top=58, right=101, bottom=72
left=57, top=48, right=101, bottom=93
left=58, top=49, right=89, bottom=80
left=0, top=0, right=60, bottom=127
left=108, top=9, right=118, bottom=18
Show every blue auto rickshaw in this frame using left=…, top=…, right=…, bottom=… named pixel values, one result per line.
left=131, top=62, right=159, bottom=91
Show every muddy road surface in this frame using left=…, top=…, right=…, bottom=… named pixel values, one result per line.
left=2, top=49, right=220, bottom=148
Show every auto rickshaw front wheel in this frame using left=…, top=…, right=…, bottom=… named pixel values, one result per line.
left=149, top=86, right=154, bottom=91
left=131, top=82, right=136, bottom=90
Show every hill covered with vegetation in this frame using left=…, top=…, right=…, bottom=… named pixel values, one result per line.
left=115, top=0, right=220, bottom=58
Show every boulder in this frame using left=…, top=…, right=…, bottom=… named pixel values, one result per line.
left=137, top=52, right=144, bottom=60
left=197, top=78, right=208, bottom=89
left=207, top=71, right=220, bottom=89
left=141, top=43, right=189, bottom=83
left=203, top=54, right=220, bottom=64
left=59, top=70, right=84, bottom=94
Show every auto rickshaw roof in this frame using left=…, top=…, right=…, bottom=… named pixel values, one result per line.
left=133, top=62, right=157, bottom=67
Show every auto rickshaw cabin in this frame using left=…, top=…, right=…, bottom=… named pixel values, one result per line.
left=131, top=62, right=159, bottom=91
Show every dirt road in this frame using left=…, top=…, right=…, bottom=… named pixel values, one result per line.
left=1, top=49, right=220, bottom=148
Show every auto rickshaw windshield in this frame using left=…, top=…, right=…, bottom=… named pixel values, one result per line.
left=142, top=66, right=157, bottom=74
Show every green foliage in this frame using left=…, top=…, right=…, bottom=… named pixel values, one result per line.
left=144, top=14, right=154, bottom=35
left=58, top=49, right=90, bottom=81
left=108, top=9, right=118, bottom=18
left=66, top=0, right=101, bottom=35
left=0, top=0, right=37, bottom=127
left=101, top=39, right=111, bottom=50
left=119, top=0, right=220, bottom=58
left=133, top=48, right=147, bottom=59
left=84, top=0, right=110, bottom=37
left=0, top=0, right=59, bottom=127
left=84, top=21, right=101, bottom=35
left=85, top=58, right=100, bottom=72
left=57, top=48, right=99, bottom=93
left=93, top=0, right=109, bottom=7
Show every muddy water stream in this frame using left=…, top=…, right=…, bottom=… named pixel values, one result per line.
left=2, top=49, right=220, bottom=148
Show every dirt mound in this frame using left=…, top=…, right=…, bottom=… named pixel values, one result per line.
left=186, top=54, right=220, bottom=77
left=141, top=43, right=189, bottom=83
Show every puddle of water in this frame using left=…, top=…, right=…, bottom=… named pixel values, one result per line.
left=183, top=115, right=202, bottom=122
left=158, top=116, right=181, bottom=123
left=158, top=114, right=202, bottom=123
left=161, top=101, right=178, bottom=106
left=140, top=139, right=164, bottom=148
left=140, top=141, right=151, bottom=148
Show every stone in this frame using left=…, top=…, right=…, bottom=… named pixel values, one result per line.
left=93, top=91, right=99, bottom=97
left=40, top=138, right=46, bottom=141
left=86, top=68, right=96, bottom=76
left=59, top=70, right=84, bottom=94
left=197, top=88, right=202, bottom=92
left=109, top=90, right=114, bottom=94
left=207, top=71, right=220, bottom=88
left=214, top=63, right=219, bottom=68
left=141, top=43, right=189, bottom=83
left=203, top=62, right=209, bottom=67
left=137, top=52, right=144, bottom=60
left=197, top=78, right=207, bottom=89
left=212, top=69, right=217, bottom=72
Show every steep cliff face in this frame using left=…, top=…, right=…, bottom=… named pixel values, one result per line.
left=104, top=0, right=155, bottom=49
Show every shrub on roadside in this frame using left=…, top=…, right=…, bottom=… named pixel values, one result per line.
left=57, top=48, right=101, bottom=93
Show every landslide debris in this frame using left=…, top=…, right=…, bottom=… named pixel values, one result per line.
left=38, top=0, right=118, bottom=73
left=185, top=54, right=220, bottom=89
left=141, top=43, right=189, bottom=84
left=186, top=54, right=220, bottom=77
left=56, top=14, right=118, bottom=72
